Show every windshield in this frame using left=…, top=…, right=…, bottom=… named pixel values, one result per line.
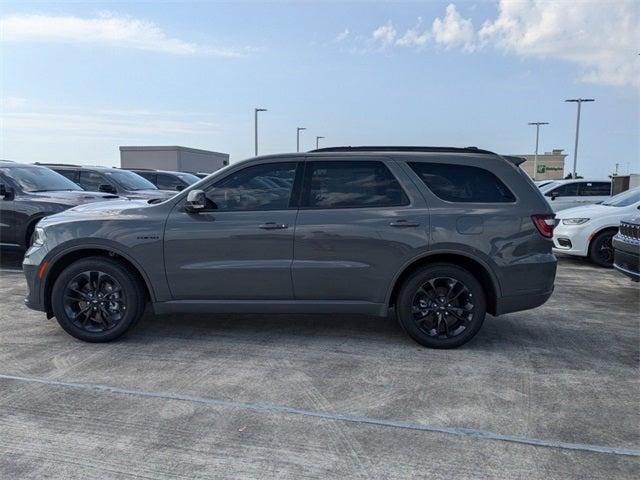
left=104, top=170, right=157, bottom=190
left=1, top=165, right=82, bottom=192
left=602, top=188, right=640, bottom=207
left=177, top=172, right=200, bottom=185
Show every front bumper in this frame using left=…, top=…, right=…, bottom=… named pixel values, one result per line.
left=22, top=244, right=49, bottom=312
left=613, top=236, right=640, bottom=281
left=552, top=223, right=590, bottom=257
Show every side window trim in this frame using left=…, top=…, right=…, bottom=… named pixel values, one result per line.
left=299, top=159, right=410, bottom=210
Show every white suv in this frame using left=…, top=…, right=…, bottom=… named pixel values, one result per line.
left=540, top=179, right=611, bottom=212
left=553, top=188, right=640, bottom=267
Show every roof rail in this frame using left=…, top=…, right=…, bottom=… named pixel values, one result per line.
left=308, top=146, right=497, bottom=155
left=35, top=162, right=81, bottom=167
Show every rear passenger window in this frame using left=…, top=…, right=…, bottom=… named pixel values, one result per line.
left=303, top=161, right=409, bottom=208
left=408, top=163, right=515, bottom=203
left=157, top=173, right=182, bottom=190
left=579, top=182, right=610, bottom=196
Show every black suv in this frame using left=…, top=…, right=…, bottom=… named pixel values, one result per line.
left=123, top=169, right=201, bottom=191
left=0, top=161, right=119, bottom=249
left=39, top=164, right=176, bottom=201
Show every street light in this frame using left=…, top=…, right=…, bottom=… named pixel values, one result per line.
left=296, top=127, right=306, bottom=152
left=565, top=98, right=594, bottom=178
left=315, top=136, right=325, bottom=149
left=528, top=122, right=549, bottom=180
left=254, top=108, right=267, bottom=156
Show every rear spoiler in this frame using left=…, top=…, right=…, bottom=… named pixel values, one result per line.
left=501, top=155, right=526, bottom=166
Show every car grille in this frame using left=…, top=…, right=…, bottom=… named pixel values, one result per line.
left=619, top=222, right=640, bottom=241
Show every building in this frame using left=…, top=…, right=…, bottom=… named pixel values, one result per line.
left=120, top=146, right=229, bottom=174
left=512, top=149, right=567, bottom=180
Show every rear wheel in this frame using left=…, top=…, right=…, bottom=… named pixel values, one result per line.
left=51, top=257, right=145, bottom=342
left=396, top=263, right=486, bottom=349
left=588, top=229, right=616, bottom=268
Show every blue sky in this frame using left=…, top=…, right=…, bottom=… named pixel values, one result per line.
left=1, top=0, right=638, bottom=178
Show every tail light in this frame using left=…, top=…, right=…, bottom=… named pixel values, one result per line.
left=532, top=214, right=556, bottom=238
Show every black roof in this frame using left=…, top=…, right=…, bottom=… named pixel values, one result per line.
left=309, top=146, right=496, bottom=155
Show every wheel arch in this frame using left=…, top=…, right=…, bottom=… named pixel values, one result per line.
left=43, top=246, right=154, bottom=317
left=387, top=252, right=500, bottom=315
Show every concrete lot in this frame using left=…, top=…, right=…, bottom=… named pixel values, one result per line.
left=0, top=252, right=638, bottom=479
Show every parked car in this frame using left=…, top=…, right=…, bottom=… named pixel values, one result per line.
left=613, top=216, right=640, bottom=281
left=23, top=146, right=557, bottom=348
left=123, top=169, right=201, bottom=191
left=38, top=164, right=176, bottom=201
left=0, top=161, right=119, bottom=250
left=539, top=179, right=611, bottom=211
left=552, top=187, right=640, bottom=267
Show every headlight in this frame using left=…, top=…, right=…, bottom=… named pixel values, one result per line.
left=32, top=227, right=46, bottom=246
left=562, top=218, right=590, bottom=225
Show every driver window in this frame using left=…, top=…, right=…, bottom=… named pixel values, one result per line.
left=205, top=162, right=297, bottom=211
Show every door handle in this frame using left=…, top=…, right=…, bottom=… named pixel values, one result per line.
left=389, top=220, right=420, bottom=228
left=259, top=222, right=289, bottom=230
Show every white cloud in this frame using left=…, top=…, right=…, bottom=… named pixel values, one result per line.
left=334, top=28, right=349, bottom=43
left=396, top=18, right=430, bottom=48
left=372, top=23, right=397, bottom=46
left=479, top=0, right=640, bottom=87
left=0, top=13, right=246, bottom=57
left=432, top=4, right=476, bottom=52
left=363, top=1, right=639, bottom=87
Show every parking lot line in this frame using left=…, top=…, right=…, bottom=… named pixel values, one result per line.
left=2, top=372, right=639, bottom=458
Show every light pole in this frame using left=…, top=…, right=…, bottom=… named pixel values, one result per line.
left=296, top=127, right=306, bottom=152
left=315, top=136, right=325, bottom=149
left=254, top=108, right=267, bottom=156
left=565, top=98, right=594, bottom=178
left=528, top=122, right=549, bottom=180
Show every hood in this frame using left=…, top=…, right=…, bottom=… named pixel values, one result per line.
left=27, top=190, right=120, bottom=206
left=38, top=198, right=152, bottom=228
left=125, top=189, right=175, bottom=200
left=556, top=203, right=635, bottom=221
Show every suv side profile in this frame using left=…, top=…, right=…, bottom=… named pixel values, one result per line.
left=38, top=164, right=176, bottom=201
left=539, top=179, right=611, bottom=211
left=24, top=147, right=557, bottom=348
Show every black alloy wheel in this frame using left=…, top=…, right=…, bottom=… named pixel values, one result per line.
left=396, top=263, right=486, bottom=349
left=589, top=230, right=616, bottom=268
left=51, top=256, right=145, bottom=342
left=63, top=270, right=126, bottom=332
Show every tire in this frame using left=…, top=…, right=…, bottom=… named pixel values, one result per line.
left=51, top=256, right=146, bottom=342
left=395, top=263, right=486, bottom=349
left=588, top=229, right=616, bottom=268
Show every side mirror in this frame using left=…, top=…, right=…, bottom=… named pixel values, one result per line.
left=175, top=185, right=185, bottom=191
left=185, top=189, right=208, bottom=213
left=99, top=184, right=117, bottom=194
left=0, top=183, right=14, bottom=200
left=547, top=191, right=559, bottom=200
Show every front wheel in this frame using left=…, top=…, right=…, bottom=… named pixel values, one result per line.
left=51, top=256, right=146, bottom=342
left=396, top=263, right=486, bottom=349
left=588, top=230, right=616, bottom=268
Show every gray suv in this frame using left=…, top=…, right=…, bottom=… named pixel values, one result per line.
left=23, top=147, right=557, bottom=348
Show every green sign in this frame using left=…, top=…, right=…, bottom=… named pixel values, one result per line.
left=537, top=165, right=546, bottom=173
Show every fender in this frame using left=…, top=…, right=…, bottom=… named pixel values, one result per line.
left=41, top=239, right=159, bottom=303
left=384, top=247, right=503, bottom=306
